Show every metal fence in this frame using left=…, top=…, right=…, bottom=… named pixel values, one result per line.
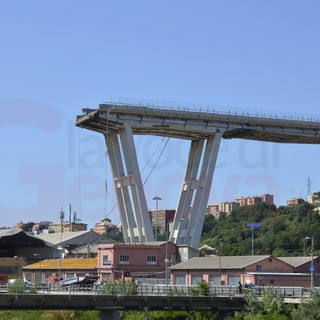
left=0, top=282, right=311, bottom=298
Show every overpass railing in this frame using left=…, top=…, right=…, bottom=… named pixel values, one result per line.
left=0, top=282, right=310, bottom=298
left=111, top=98, right=320, bottom=124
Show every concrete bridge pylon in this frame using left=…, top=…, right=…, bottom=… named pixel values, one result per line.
left=76, top=102, right=320, bottom=250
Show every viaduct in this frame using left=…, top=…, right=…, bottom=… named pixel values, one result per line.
left=76, top=102, right=320, bottom=257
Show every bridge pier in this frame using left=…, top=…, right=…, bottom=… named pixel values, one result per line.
left=105, top=125, right=154, bottom=243
left=100, top=309, right=120, bottom=320
left=170, top=132, right=222, bottom=249
left=216, top=310, right=236, bottom=320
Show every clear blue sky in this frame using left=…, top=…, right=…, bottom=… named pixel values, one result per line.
left=1, top=1, right=320, bottom=229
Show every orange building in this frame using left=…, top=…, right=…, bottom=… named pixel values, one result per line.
left=287, top=198, right=305, bottom=206
left=23, top=258, right=97, bottom=284
left=235, top=194, right=274, bottom=207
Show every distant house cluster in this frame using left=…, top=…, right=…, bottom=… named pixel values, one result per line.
left=286, top=192, right=320, bottom=208
left=207, top=194, right=274, bottom=219
left=12, top=218, right=121, bottom=238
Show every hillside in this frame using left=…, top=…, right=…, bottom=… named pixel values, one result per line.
left=200, top=201, right=320, bottom=257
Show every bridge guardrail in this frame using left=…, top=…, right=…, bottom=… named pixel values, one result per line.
left=0, top=282, right=312, bottom=298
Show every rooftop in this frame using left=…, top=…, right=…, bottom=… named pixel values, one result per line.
left=23, top=258, right=97, bottom=270
left=171, top=255, right=271, bottom=270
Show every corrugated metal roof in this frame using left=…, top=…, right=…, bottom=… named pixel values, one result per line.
left=0, top=228, right=24, bottom=237
left=277, top=256, right=318, bottom=268
left=0, top=228, right=47, bottom=248
left=23, top=258, right=97, bottom=270
left=71, top=244, right=98, bottom=254
left=34, top=231, right=91, bottom=245
left=171, top=255, right=271, bottom=270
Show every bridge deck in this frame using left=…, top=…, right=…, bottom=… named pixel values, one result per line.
left=0, top=293, right=245, bottom=311
left=76, top=103, right=320, bottom=143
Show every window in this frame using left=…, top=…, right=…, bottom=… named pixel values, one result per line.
left=24, top=272, right=32, bottom=282
left=228, top=275, right=241, bottom=286
left=146, top=273, right=156, bottom=278
left=103, top=254, right=112, bottom=265
left=209, top=275, right=221, bottom=286
left=119, top=254, right=129, bottom=264
left=174, top=274, right=186, bottom=285
left=191, top=275, right=203, bottom=285
left=147, top=255, right=156, bottom=264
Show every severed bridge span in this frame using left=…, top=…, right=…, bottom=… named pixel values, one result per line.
left=76, top=102, right=320, bottom=254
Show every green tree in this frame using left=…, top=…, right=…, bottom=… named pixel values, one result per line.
left=122, top=310, right=216, bottom=320
left=291, top=290, right=320, bottom=320
left=97, top=279, right=137, bottom=295
left=201, top=202, right=318, bottom=257
left=191, top=280, right=210, bottom=296
left=229, top=288, right=292, bottom=320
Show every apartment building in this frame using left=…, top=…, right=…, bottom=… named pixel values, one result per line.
left=235, top=194, right=274, bottom=207
left=208, top=194, right=273, bottom=218
left=93, top=218, right=119, bottom=235
left=149, top=209, right=175, bottom=234
left=287, top=198, right=305, bottom=207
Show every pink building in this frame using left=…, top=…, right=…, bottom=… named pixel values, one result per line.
left=170, top=255, right=319, bottom=288
left=97, top=242, right=180, bottom=282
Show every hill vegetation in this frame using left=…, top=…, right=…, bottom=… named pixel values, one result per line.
left=200, top=201, right=320, bottom=257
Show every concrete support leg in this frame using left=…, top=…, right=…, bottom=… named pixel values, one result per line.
left=100, top=310, right=120, bottom=320
left=186, top=132, right=222, bottom=248
left=171, top=132, right=222, bottom=248
left=105, top=124, right=154, bottom=243
left=119, top=124, right=154, bottom=242
left=170, top=139, right=204, bottom=244
left=105, top=132, right=137, bottom=243
left=216, top=310, right=236, bottom=320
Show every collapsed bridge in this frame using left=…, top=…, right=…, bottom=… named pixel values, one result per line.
left=76, top=102, right=320, bottom=253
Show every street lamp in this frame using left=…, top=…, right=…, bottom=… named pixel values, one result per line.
left=152, top=196, right=162, bottom=241
left=305, top=237, right=314, bottom=289
left=59, top=208, right=65, bottom=283
left=165, top=219, right=174, bottom=292
left=13, top=256, right=21, bottom=280
left=34, top=253, right=41, bottom=283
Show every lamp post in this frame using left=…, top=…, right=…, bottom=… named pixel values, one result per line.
left=305, top=237, right=314, bottom=289
left=152, top=196, right=162, bottom=241
left=246, top=223, right=262, bottom=256
left=13, top=256, right=21, bottom=280
left=59, top=208, right=64, bottom=283
left=218, top=244, right=223, bottom=280
left=165, top=219, right=174, bottom=293
left=34, top=253, right=41, bottom=283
